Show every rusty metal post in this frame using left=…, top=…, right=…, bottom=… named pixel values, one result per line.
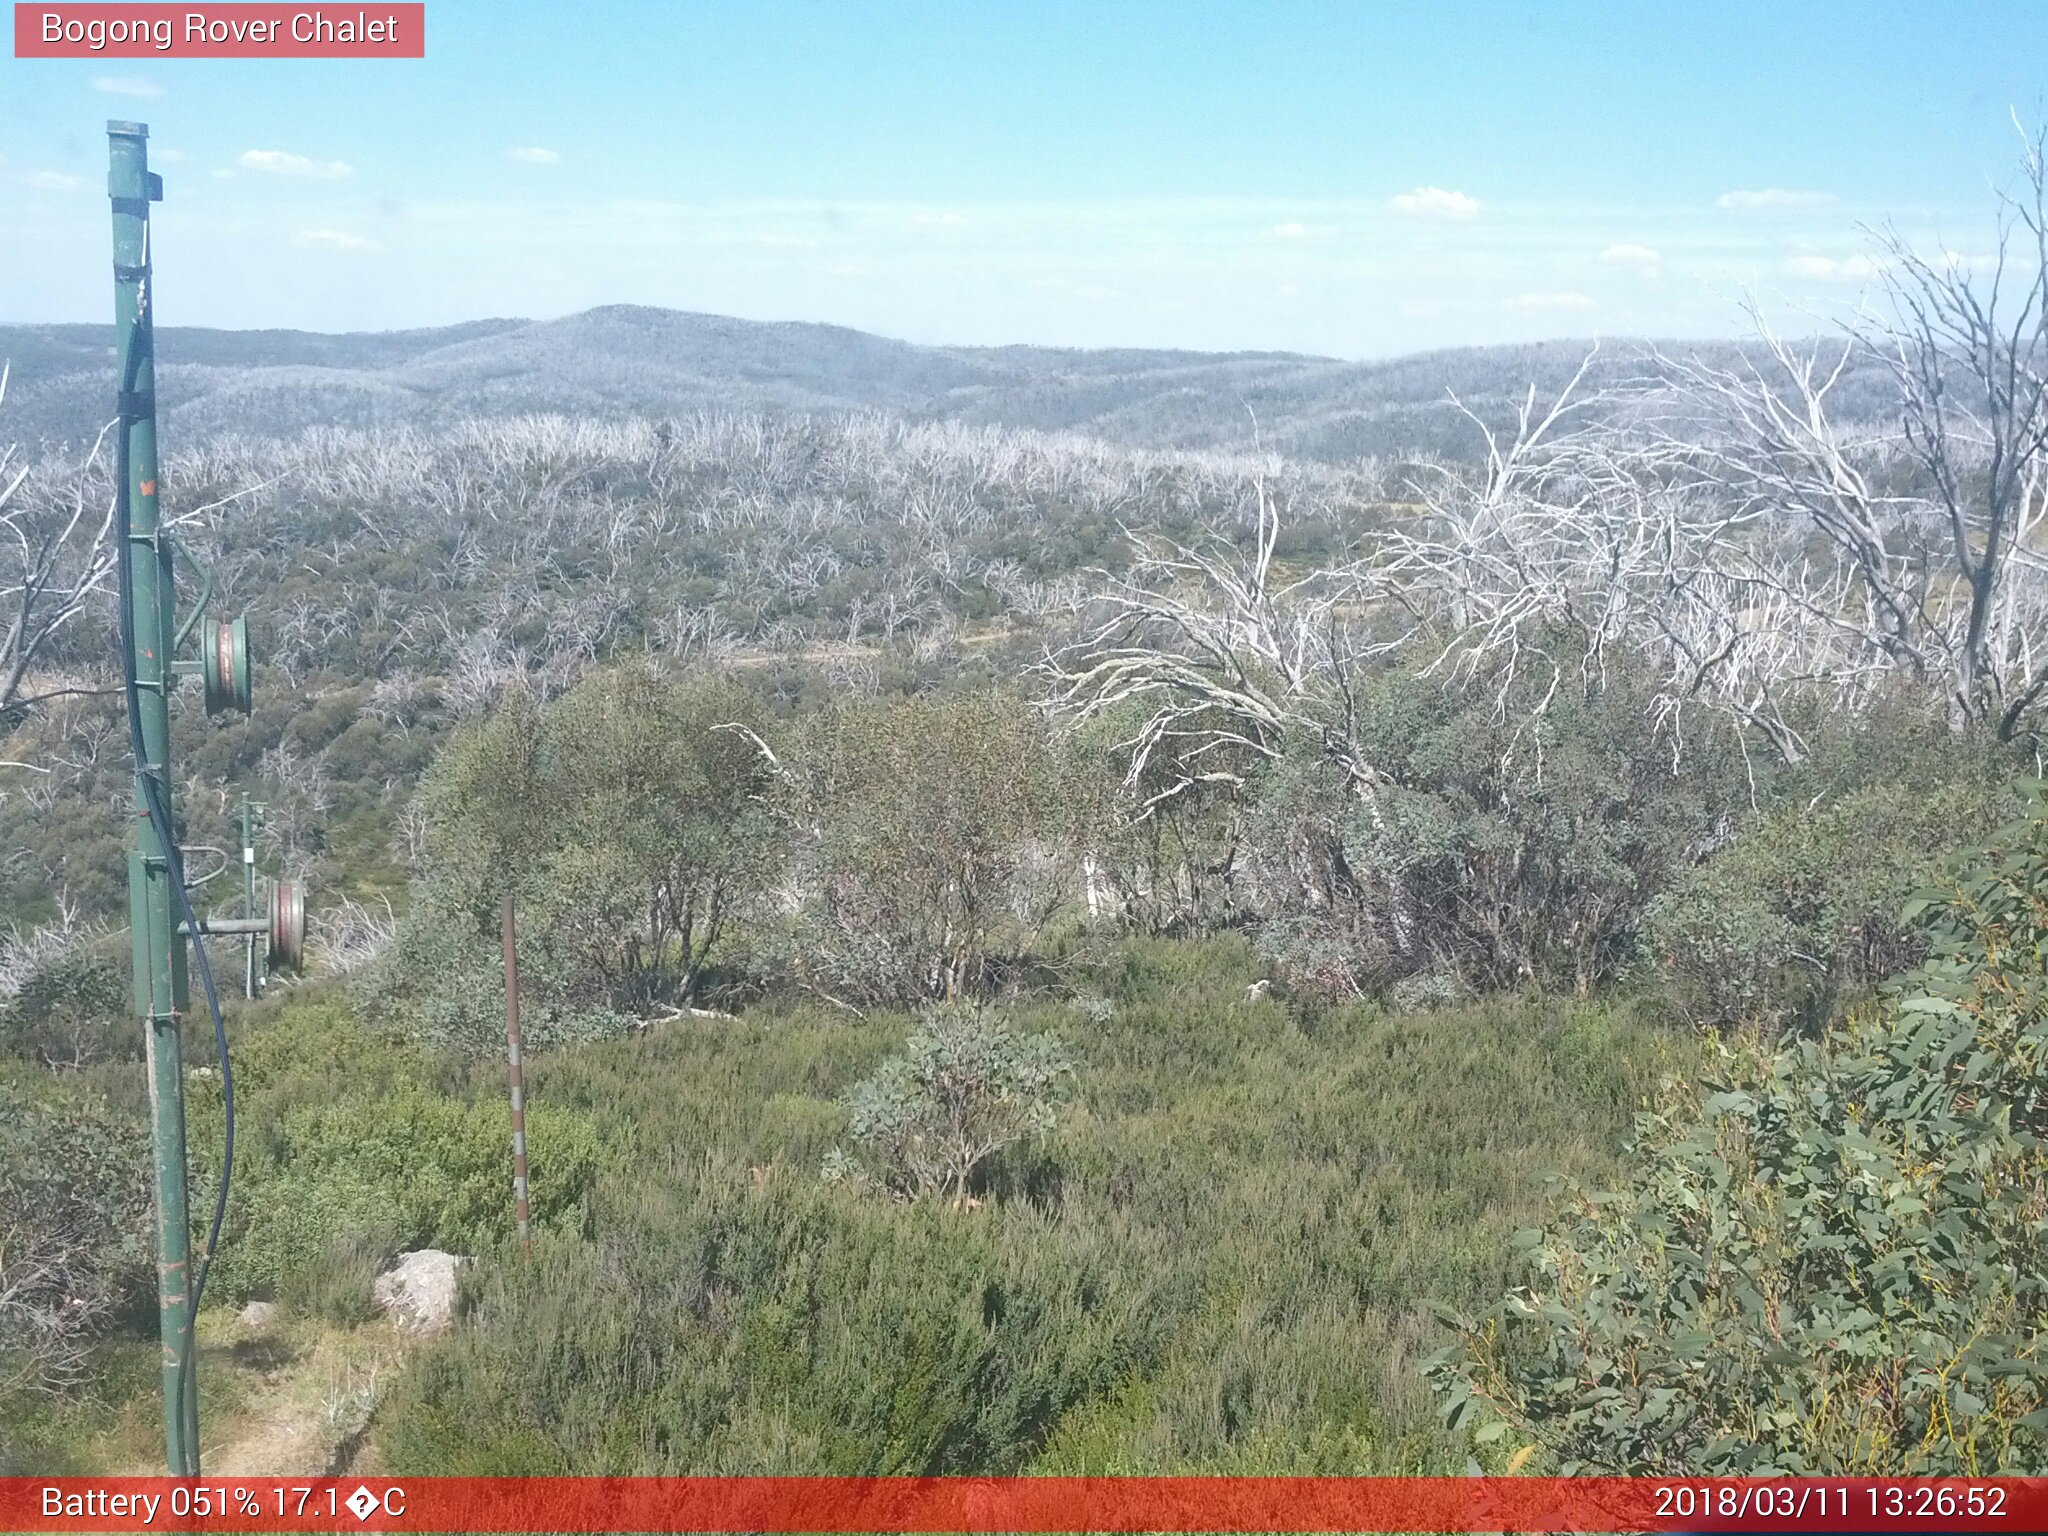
left=501, top=893, right=531, bottom=1257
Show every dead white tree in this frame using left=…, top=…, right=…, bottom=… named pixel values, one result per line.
left=1383, top=137, right=2048, bottom=764
left=1381, top=350, right=1632, bottom=713
left=309, top=894, right=397, bottom=976
left=0, top=1216, right=106, bottom=1399
left=1866, top=117, right=2048, bottom=737
left=1375, top=347, right=1864, bottom=764
left=1625, top=125, right=2048, bottom=748
left=1041, top=476, right=1400, bottom=818
left=0, top=368, right=119, bottom=732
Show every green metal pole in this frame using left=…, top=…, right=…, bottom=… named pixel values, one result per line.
left=110, top=118, right=200, bottom=1479
left=241, top=796, right=258, bottom=1000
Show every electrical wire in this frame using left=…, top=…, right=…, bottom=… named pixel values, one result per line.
left=116, top=321, right=235, bottom=1479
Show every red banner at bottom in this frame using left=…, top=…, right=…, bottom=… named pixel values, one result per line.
left=4, top=1476, right=2043, bottom=1533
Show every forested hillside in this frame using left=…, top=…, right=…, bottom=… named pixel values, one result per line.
left=0, top=307, right=1900, bottom=462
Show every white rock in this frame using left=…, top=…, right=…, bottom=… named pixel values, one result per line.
left=371, top=1249, right=469, bottom=1334
left=236, top=1300, right=277, bottom=1328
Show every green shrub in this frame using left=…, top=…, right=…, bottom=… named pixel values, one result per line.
left=363, top=664, right=779, bottom=1049
left=377, top=935, right=1674, bottom=1477
left=184, top=997, right=609, bottom=1305
left=1249, top=661, right=1747, bottom=1000
left=824, top=1008, right=1075, bottom=1203
left=0, top=1076, right=150, bottom=1408
left=1071, top=700, right=1249, bottom=936
left=276, top=1222, right=401, bottom=1327
left=1, top=940, right=132, bottom=1069
left=1430, top=786, right=2048, bottom=1473
left=778, top=690, right=1093, bottom=1005
left=352, top=891, right=638, bottom=1056
left=1644, top=776, right=2013, bottom=1031
left=380, top=1173, right=1163, bottom=1475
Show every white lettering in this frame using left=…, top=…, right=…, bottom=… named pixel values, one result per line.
left=289, top=12, right=403, bottom=45
left=188, top=13, right=280, bottom=43
left=40, top=14, right=173, bottom=50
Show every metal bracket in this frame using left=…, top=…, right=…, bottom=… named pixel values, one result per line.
left=169, top=537, right=214, bottom=654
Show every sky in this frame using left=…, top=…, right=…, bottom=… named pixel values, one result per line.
left=2, top=0, right=2046, bottom=356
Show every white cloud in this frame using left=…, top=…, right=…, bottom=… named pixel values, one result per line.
left=210, top=168, right=235, bottom=180
left=1269, top=221, right=1312, bottom=240
left=155, top=147, right=188, bottom=164
left=25, top=171, right=82, bottom=191
left=1785, top=253, right=1885, bottom=282
left=239, top=149, right=356, bottom=180
left=94, top=76, right=163, bottom=98
left=755, top=234, right=819, bottom=249
left=1717, top=188, right=1838, bottom=209
left=1505, top=291, right=1597, bottom=312
left=507, top=146, right=560, bottom=165
left=1599, top=242, right=1660, bottom=266
left=1389, top=186, right=1481, bottom=220
left=295, top=229, right=382, bottom=252
left=912, top=210, right=968, bottom=228
left=1277, top=283, right=1303, bottom=299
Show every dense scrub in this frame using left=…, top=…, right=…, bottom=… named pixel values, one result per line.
left=372, top=936, right=1676, bottom=1474
left=1435, top=789, right=2048, bottom=1473
left=340, top=657, right=2025, bottom=1042
left=178, top=995, right=608, bottom=1312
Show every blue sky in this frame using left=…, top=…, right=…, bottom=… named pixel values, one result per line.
left=3, top=1, right=2045, bottom=354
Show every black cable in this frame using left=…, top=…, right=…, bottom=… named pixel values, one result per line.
left=115, top=328, right=234, bottom=1479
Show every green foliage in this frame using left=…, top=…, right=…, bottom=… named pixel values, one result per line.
left=1251, top=661, right=1748, bottom=999
left=1431, top=786, right=2048, bottom=1473
left=361, top=664, right=778, bottom=1048
left=826, top=1009, right=1075, bottom=1202
left=779, top=690, right=1092, bottom=1004
left=1645, top=766, right=2014, bottom=1032
left=0, top=1073, right=150, bottom=1411
left=352, top=891, right=637, bottom=1056
left=1, top=939, right=131, bottom=1069
left=276, top=1222, right=402, bottom=1328
left=1073, top=700, right=1249, bottom=936
left=377, top=935, right=1676, bottom=1475
left=184, top=994, right=608, bottom=1308
left=380, top=1176, right=1159, bottom=1476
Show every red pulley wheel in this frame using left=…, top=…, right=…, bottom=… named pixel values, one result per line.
left=267, top=878, right=305, bottom=972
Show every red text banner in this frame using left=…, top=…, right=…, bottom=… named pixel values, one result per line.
left=3, top=1476, right=2047, bottom=1533
left=13, top=5, right=424, bottom=57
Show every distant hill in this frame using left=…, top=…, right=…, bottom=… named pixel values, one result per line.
left=0, top=305, right=1896, bottom=462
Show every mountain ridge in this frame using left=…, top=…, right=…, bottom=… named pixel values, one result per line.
left=0, top=305, right=1886, bottom=462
